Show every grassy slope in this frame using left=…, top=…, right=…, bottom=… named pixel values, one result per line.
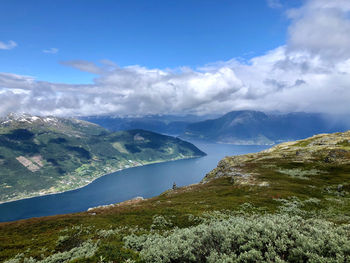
left=0, top=131, right=350, bottom=262
left=0, top=116, right=205, bottom=203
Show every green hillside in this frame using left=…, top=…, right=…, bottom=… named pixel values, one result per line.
left=1, top=131, right=350, bottom=262
left=0, top=114, right=205, bottom=203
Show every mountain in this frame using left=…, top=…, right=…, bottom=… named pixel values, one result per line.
left=1, top=130, right=350, bottom=262
left=183, top=110, right=350, bottom=144
left=0, top=113, right=205, bottom=203
left=82, top=111, right=350, bottom=145
left=81, top=114, right=217, bottom=135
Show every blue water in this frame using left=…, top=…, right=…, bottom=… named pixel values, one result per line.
left=0, top=142, right=269, bottom=222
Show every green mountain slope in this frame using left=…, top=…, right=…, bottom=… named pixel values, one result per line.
left=0, top=114, right=205, bottom=203
left=1, top=131, right=350, bottom=262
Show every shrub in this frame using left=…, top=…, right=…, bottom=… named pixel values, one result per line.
left=150, top=215, right=173, bottom=231
left=40, top=240, right=99, bottom=263
left=124, top=214, right=350, bottom=262
left=97, top=229, right=118, bottom=239
left=5, top=240, right=99, bottom=263
left=55, top=225, right=91, bottom=252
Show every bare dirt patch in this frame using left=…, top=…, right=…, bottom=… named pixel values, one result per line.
left=16, top=156, right=40, bottom=172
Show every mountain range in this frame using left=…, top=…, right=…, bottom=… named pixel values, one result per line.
left=83, top=111, right=350, bottom=145
left=81, top=114, right=215, bottom=136
left=183, top=111, right=350, bottom=144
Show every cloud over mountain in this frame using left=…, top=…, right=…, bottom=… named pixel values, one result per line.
left=0, top=0, right=349, bottom=117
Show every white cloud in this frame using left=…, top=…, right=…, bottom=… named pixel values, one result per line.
left=0, top=40, right=17, bottom=50
left=0, top=0, right=350, bottom=117
left=287, top=0, right=350, bottom=61
left=61, top=60, right=102, bottom=74
left=43, top=48, right=59, bottom=54
left=267, top=0, right=282, bottom=9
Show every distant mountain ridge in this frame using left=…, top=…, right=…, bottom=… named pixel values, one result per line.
left=0, top=114, right=205, bottom=203
left=82, top=111, right=350, bottom=145
left=182, top=110, right=350, bottom=144
left=81, top=114, right=218, bottom=135
left=1, top=113, right=106, bottom=136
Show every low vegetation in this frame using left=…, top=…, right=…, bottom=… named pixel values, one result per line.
left=125, top=211, right=350, bottom=262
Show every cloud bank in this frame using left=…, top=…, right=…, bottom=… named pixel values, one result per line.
left=0, top=0, right=350, bottom=117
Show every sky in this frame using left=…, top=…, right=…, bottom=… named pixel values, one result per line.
left=0, top=0, right=350, bottom=117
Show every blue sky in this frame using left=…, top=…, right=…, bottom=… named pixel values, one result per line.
left=1, top=0, right=350, bottom=117
left=0, top=0, right=300, bottom=83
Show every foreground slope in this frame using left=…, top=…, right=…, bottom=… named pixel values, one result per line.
left=205, top=130, right=350, bottom=183
left=0, top=114, right=205, bottom=203
left=1, top=131, right=350, bottom=262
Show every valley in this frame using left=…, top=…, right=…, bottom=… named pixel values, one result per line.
left=0, top=114, right=205, bottom=203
